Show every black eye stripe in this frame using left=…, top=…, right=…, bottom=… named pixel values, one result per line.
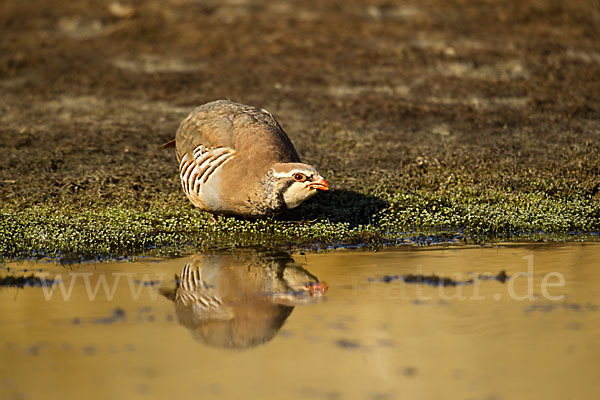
left=289, top=171, right=317, bottom=183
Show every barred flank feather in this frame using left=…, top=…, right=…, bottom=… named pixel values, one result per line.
left=178, top=145, right=236, bottom=198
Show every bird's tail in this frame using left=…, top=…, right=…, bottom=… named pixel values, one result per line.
left=159, top=138, right=176, bottom=149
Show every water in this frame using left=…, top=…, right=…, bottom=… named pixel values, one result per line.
left=1, top=243, right=599, bottom=400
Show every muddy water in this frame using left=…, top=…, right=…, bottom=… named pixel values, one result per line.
left=1, top=244, right=599, bottom=400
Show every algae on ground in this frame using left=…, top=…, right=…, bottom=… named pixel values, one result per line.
left=1, top=183, right=598, bottom=261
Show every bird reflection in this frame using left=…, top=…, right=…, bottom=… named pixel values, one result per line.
left=161, top=250, right=327, bottom=349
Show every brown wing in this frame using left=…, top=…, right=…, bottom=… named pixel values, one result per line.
left=175, top=100, right=301, bottom=165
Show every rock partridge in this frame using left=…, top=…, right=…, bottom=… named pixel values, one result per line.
left=173, top=100, right=329, bottom=217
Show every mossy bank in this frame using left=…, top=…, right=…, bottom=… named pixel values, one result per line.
left=1, top=183, right=598, bottom=261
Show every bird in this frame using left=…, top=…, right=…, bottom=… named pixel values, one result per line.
left=170, top=100, right=329, bottom=217
left=160, top=250, right=328, bottom=348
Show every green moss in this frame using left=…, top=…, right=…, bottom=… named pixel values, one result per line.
left=1, top=184, right=598, bottom=261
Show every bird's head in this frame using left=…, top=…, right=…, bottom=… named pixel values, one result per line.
left=269, top=163, right=329, bottom=209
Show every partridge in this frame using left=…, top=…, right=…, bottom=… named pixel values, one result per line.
left=173, top=100, right=329, bottom=217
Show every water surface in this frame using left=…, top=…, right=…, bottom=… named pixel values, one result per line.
left=1, top=244, right=598, bottom=400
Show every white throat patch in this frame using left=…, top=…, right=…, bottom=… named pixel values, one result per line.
left=283, top=181, right=317, bottom=209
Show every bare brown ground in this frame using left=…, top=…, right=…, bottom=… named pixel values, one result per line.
left=1, top=0, right=599, bottom=207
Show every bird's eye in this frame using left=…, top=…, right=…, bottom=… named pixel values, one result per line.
left=293, top=173, right=306, bottom=182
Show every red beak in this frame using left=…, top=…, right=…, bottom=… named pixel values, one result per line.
left=308, top=176, right=329, bottom=191
left=306, top=281, right=328, bottom=296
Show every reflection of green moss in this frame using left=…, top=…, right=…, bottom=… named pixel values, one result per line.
left=1, top=183, right=598, bottom=261
left=0, top=274, right=52, bottom=288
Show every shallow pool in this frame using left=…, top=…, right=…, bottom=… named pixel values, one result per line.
left=1, top=243, right=598, bottom=400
